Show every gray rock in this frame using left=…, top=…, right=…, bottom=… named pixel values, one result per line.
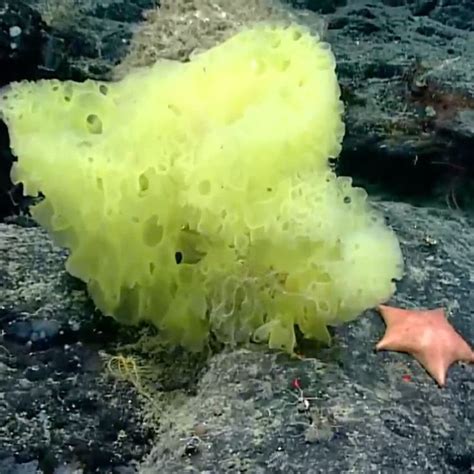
left=1, top=0, right=474, bottom=218
left=0, top=1, right=473, bottom=473
left=139, top=201, right=474, bottom=473
left=0, top=223, right=156, bottom=472
left=322, top=0, right=474, bottom=208
left=1, top=201, right=473, bottom=472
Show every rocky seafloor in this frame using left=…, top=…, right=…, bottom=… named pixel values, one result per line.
left=0, top=1, right=473, bottom=473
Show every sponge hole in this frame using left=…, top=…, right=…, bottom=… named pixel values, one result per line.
left=317, top=300, right=329, bottom=312
left=86, top=114, right=103, bottom=134
left=292, top=30, right=302, bottom=41
left=291, top=187, right=303, bottom=199
left=139, top=173, right=149, bottom=192
left=280, top=59, right=291, bottom=71
left=167, top=103, right=181, bottom=115
left=198, top=179, right=211, bottom=195
left=63, top=84, right=73, bottom=102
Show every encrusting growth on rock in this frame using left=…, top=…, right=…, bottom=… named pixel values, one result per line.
left=376, top=305, right=474, bottom=387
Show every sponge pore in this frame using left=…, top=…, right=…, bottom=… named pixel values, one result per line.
left=0, top=23, right=404, bottom=353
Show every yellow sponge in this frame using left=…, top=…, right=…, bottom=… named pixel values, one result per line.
left=0, top=23, right=403, bottom=353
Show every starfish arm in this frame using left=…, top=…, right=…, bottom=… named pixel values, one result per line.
left=451, top=334, right=474, bottom=363
left=415, top=348, right=454, bottom=387
left=375, top=304, right=473, bottom=386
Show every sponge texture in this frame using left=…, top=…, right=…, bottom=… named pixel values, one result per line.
left=0, top=24, right=403, bottom=352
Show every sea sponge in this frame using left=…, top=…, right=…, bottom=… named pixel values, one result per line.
left=0, top=23, right=403, bottom=353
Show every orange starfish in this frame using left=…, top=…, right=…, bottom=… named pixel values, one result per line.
left=375, top=305, right=474, bottom=387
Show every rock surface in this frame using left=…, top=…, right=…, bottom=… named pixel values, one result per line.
left=1, top=0, right=474, bottom=219
left=322, top=0, right=474, bottom=208
left=1, top=203, right=473, bottom=473
left=0, top=1, right=473, bottom=473
left=0, top=223, right=155, bottom=473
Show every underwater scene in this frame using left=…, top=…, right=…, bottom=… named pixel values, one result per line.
left=0, top=1, right=472, bottom=473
